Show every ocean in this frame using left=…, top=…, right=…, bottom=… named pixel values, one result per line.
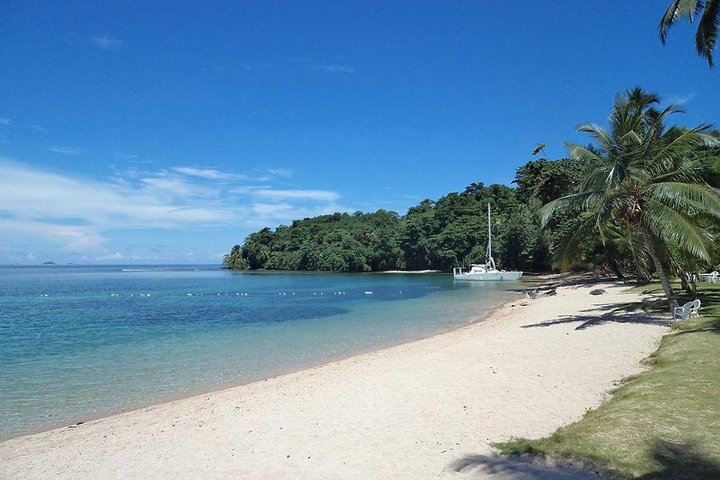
left=0, top=265, right=523, bottom=440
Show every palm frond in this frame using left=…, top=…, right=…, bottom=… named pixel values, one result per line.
left=644, top=199, right=715, bottom=261
left=564, top=142, right=606, bottom=163
left=652, top=154, right=711, bottom=183
left=696, top=0, right=720, bottom=65
left=576, top=124, right=613, bottom=150
left=539, top=192, right=595, bottom=227
left=660, top=0, right=702, bottom=43
left=648, top=182, right=720, bottom=217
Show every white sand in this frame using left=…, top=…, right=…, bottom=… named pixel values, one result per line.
left=0, top=282, right=669, bottom=479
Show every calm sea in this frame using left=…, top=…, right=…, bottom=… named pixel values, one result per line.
left=0, top=265, right=523, bottom=440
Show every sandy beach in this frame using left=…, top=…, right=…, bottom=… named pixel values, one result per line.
left=0, top=281, right=669, bottom=479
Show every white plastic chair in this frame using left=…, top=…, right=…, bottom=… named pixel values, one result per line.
left=673, top=299, right=701, bottom=320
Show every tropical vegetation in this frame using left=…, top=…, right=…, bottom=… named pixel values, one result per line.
left=540, top=88, right=720, bottom=309
left=225, top=87, right=720, bottom=310
left=660, top=0, right=720, bottom=66
left=224, top=177, right=584, bottom=274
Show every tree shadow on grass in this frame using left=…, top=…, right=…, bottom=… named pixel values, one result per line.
left=674, top=315, right=720, bottom=336
left=637, top=440, right=720, bottom=480
left=448, top=440, right=720, bottom=479
left=449, top=453, right=606, bottom=479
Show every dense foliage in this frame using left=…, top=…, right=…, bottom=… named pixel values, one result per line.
left=542, top=87, right=720, bottom=308
left=224, top=162, right=590, bottom=273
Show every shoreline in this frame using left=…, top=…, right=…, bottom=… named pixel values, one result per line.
left=0, top=285, right=522, bottom=442
left=0, top=281, right=669, bottom=479
left=2, top=292, right=515, bottom=441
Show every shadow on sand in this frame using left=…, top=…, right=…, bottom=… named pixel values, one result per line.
left=520, top=309, right=671, bottom=331
left=449, top=453, right=604, bottom=479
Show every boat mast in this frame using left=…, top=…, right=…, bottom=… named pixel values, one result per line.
left=486, top=203, right=496, bottom=270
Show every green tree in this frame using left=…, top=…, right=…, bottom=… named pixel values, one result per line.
left=660, top=0, right=720, bottom=66
left=542, top=87, right=720, bottom=309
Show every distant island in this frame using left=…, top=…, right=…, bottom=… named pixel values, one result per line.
left=42, top=261, right=56, bottom=265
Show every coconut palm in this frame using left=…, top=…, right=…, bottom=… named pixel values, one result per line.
left=660, top=0, right=720, bottom=66
left=541, top=87, right=720, bottom=310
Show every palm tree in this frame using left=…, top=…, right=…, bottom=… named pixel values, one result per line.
left=660, top=0, right=720, bottom=66
left=541, top=87, right=720, bottom=310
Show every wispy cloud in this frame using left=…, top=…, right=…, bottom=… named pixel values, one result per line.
left=114, top=152, right=138, bottom=159
left=92, top=35, right=124, bottom=50
left=48, top=146, right=81, bottom=155
left=252, top=189, right=340, bottom=202
left=0, top=158, right=354, bottom=256
left=268, top=167, right=293, bottom=178
left=140, top=175, right=216, bottom=198
left=667, top=93, right=696, bottom=106
left=95, top=251, right=123, bottom=261
left=240, top=62, right=274, bottom=72
left=313, top=64, right=356, bottom=74
left=248, top=201, right=350, bottom=227
left=0, top=160, right=235, bottom=252
left=173, top=166, right=246, bottom=181
left=0, top=220, right=107, bottom=252
left=0, top=117, right=10, bottom=125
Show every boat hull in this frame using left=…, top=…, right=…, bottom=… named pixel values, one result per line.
left=453, top=271, right=523, bottom=281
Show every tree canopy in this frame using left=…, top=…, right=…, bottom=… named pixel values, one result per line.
left=225, top=167, right=594, bottom=274
left=541, top=87, right=720, bottom=308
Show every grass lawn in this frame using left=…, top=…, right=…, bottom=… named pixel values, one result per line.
left=493, top=282, right=720, bottom=479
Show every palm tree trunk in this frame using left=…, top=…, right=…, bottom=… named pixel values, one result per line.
left=604, top=244, right=625, bottom=280
left=642, top=228, right=679, bottom=310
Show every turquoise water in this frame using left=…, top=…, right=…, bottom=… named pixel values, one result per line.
left=0, top=265, right=522, bottom=440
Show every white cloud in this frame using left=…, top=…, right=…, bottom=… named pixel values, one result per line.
left=313, top=64, right=356, bottom=74
left=92, top=35, right=123, bottom=49
left=26, top=252, right=35, bottom=261
left=239, top=62, right=273, bottom=72
left=0, top=159, right=235, bottom=232
left=252, top=189, right=340, bottom=202
left=248, top=202, right=351, bottom=226
left=114, top=153, right=138, bottom=159
left=96, top=251, right=123, bottom=261
left=0, top=117, right=10, bottom=125
left=268, top=167, right=293, bottom=178
left=667, top=93, right=696, bottom=106
left=173, top=166, right=246, bottom=180
left=48, top=146, right=81, bottom=155
left=0, top=158, right=356, bottom=257
left=140, top=175, right=216, bottom=198
left=0, top=219, right=107, bottom=253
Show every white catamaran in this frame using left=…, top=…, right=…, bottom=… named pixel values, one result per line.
left=453, top=204, right=523, bottom=281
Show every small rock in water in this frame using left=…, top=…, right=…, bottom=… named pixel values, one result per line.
left=589, top=288, right=606, bottom=295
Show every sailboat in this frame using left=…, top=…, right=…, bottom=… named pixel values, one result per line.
left=453, top=204, right=523, bottom=281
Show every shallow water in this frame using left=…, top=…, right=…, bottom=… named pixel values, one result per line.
left=0, top=265, right=523, bottom=440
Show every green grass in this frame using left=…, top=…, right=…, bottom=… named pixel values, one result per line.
left=493, top=282, right=720, bottom=479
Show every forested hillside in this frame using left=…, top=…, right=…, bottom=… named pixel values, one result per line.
left=224, top=157, right=599, bottom=273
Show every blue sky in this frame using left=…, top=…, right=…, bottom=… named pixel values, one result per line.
left=0, top=1, right=718, bottom=264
